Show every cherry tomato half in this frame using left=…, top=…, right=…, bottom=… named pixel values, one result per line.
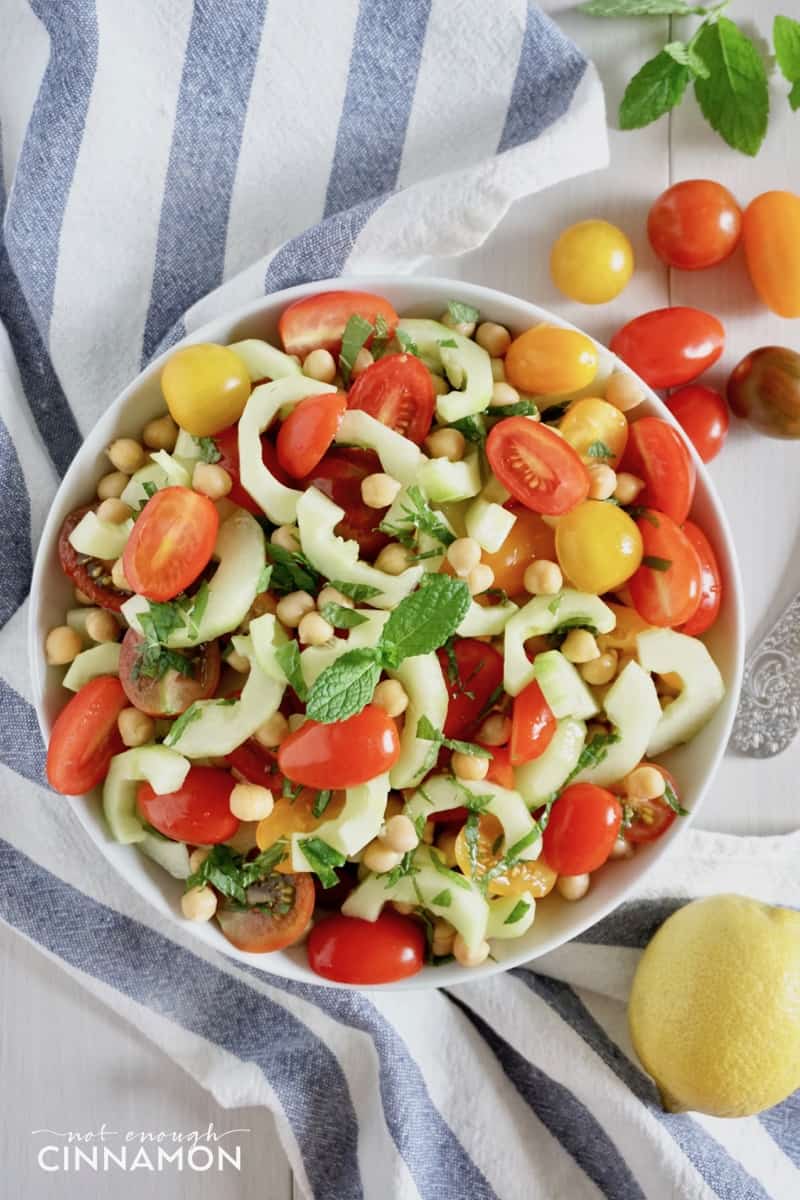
left=666, top=385, right=729, bottom=463
left=542, top=783, right=622, bottom=875
left=620, top=416, right=696, bottom=524
left=58, top=507, right=128, bottom=611
left=301, top=448, right=390, bottom=559
left=278, top=290, right=398, bottom=358
left=624, top=764, right=680, bottom=844
left=555, top=501, right=643, bottom=595
left=455, top=812, right=557, bottom=897
left=610, top=307, right=724, bottom=390
left=550, top=219, right=634, bottom=304
left=484, top=743, right=515, bottom=790
left=628, top=510, right=702, bottom=628
left=647, top=180, right=742, bottom=270
left=225, top=739, right=284, bottom=791
left=137, top=766, right=239, bottom=844
left=505, top=325, right=599, bottom=395
left=307, top=910, right=425, bottom=983
left=278, top=706, right=400, bottom=790
left=46, top=676, right=127, bottom=795
left=213, top=425, right=292, bottom=514
left=486, top=417, right=589, bottom=516
left=161, top=343, right=251, bottom=437
left=742, top=191, right=800, bottom=319
left=679, top=521, right=722, bottom=637
left=218, top=873, right=315, bottom=953
left=276, top=392, right=347, bottom=479
left=118, top=629, right=220, bottom=717
left=123, top=487, right=218, bottom=602
left=347, top=353, right=435, bottom=445
left=437, top=638, right=504, bottom=741
left=510, top=680, right=556, bottom=766
left=480, top=507, right=555, bottom=597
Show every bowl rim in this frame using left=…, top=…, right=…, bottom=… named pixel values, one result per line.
left=27, top=273, right=745, bottom=990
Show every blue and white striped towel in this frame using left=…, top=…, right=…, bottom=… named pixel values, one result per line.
left=0, top=3, right=797, bottom=1197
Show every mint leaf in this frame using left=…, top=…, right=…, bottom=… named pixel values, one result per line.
left=642, top=555, right=672, bottom=571
left=195, top=436, right=222, bottom=464
left=186, top=582, right=209, bottom=639
left=416, top=714, right=492, bottom=759
left=775, top=15, right=800, bottom=109
left=488, top=399, right=538, bottom=419
left=431, top=888, right=452, bottom=908
left=329, top=580, right=382, bottom=603
left=663, top=40, right=710, bottom=79
left=395, top=329, right=420, bottom=357
left=581, top=0, right=702, bottom=12
left=620, top=50, right=691, bottom=130
left=663, top=780, right=689, bottom=817
left=380, top=485, right=455, bottom=550
left=427, top=847, right=472, bottom=890
left=379, top=574, right=471, bottom=666
left=256, top=564, right=273, bottom=593
left=304, top=648, right=382, bottom=723
left=339, top=314, right=373, bottom=386
left=449, top=414, right=486, bottom=445
left=586, top=440, right=615, bottom=460
left=320, top=601, right=368, bottom=629
left=298, top=837, right=346, bottom=889
left=503, top=899, right=531, bottom=925
left=438, top=337, right=458, bottom=349
left=380, top=850, right=419, bottom=888
left=694, top=18, right=769, bottom=156
left=312, top=789, right=333, bottom=818
left=267, top=544, right=321, bottom=595
left=186, top=842, right=288, bottom=905
left=275, top=639, right=309, bottom=701
left=370, top=314, right=393, bottom=360
left=164, top=702, right=203, bottom=746
left=447, top=299, right=479, bottom=325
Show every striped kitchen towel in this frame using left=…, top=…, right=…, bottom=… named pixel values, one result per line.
left=1, top=2, right=797, bottom=1198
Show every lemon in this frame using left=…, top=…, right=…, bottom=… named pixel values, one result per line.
left=629, top=894, right=800, bottom=1117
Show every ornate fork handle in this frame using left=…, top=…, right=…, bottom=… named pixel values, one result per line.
left=731, top=591, right=800, bottom=758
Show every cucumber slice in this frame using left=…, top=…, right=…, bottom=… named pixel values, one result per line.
left=120, top=461, right=169, bottom=509
left=103, top=745, right=190, bottom=844
left=389, top=653, right=449, bottom=788
left=457, top=599, right=518, bottom=637
left=297, top=487, right=423, bottom=610
left=515, top=718, right=587, bottom=808
left=62, top=643, right=121, bottom=691
left=290, top=772, right=390, bottom=867
left=68, top=511, right=133, bottom=560
left=122, top=507, right=266, bottom=646
left=637, top=628, right=725, bottom=756
left=533, top=650, right=598, bottom=720
left=334, top=409, right=424, bottom=486
left=173, top=428, right=205, bottom=461
left=417, top=451, right=481, bottom=502
left=504, top=590, right=616, bottom=696
left=486, top=894, right=537, bottom=940
left=228, top=338, right=302, bottom=383
left=396, top=319, right=493, bottom=422
left=465, top=497, right=516, bottom=553
left=150, top=450, right=191, bottom=488
left=405, top=774, right=541, bottom=862
left=576, top=661, right=661, bottom=787
left=138, top=831, right=191, bottom=879
left=238, top=376, right=336, bottom=523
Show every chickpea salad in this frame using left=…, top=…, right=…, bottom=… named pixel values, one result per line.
left=44, top=290, right=725, bottom=984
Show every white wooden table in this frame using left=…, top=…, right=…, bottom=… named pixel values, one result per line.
left=3, top=5, right=798, bottom=1197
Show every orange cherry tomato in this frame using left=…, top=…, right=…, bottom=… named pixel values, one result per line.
left=620, top=416, right=696, bottom=525
left=46, top=676, right=127, bottom=795
left=510, top=680, right=556, bottom=766
left=505, top=325, right=599, bottom=395
left=666, top=385, right=729, bottom=463
left=123, top=487, right=218, bottom=602
left=610, top=307, right=724, bottom=390
left=542, top=783, right=622, bottom=874
left=276, top=392, right=346, bottom=479
left=484, top=743, right=515, bottom=789
left=679, top=521, right=722, bottom=637
left=742, top=191, right=800, bottom=318
left=486, top=418, right=590, bottom=516
left=256, top=790, right=346, bottom=872
left=137, top=766, right=239, bottom=844
left=628, top=510, right=703, bottom=628
left=347, top=353, right=435, bottom=445
left=454, top=812, right=557, bottom=898
left=623, top=764, right=680, bottom=844
left=277, top=706, right=400, bottom=790
left=436, top=638, right=504, bottom=741
left=278, top=290, right=398, bottom=357
left=479, top=507, right=556, bottom=597
left=558, top=397, right=629, bottom=468
left=218, top=873, right=315, bottom=953
left=647, top=180, right=742, bottom=270
left=308, top=910, right=425, bottom=984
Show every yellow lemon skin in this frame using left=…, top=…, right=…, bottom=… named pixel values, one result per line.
left=629, top=894, right=800, bottom=1118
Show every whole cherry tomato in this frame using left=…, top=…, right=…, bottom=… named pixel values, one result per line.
left=727, top=346, right=800, bottom=439
left=137, top=766, right=239, bottom=844
left=347, top=353, right=435, bottom=445
left=301, top=448, right=391, bottom=559
left=479, top=507, right=556, bottom=597
left=484, top=743, right=515, bottom=789
left=218, top=873, right=315, bottom=953
left=123, top=487, right=218, bottom=602
left=46, top=676, right=127, bottom=795
left=278, top=290, right=398, bottom=357
left=542, top=783, right=622, bottom=875
left=555, top=501, right=642, bottom=595
left=550, top=219, right=634, bottom=304
left=213, top=424, right=292, bottom=514
left=623, top=764, right=680, bottom=844
left=119, top=629, right=220, bottom=717
left=666, top=385, right=729, bottom=463
left=276, top=392, right=346, bottom=479
left=486, top=418, right=589, bottom=516
left=437, top=638, right=504, bottom=741
left=628, top=510, right=703, bottom=628
left=505, top=325, right=599, bottom=395
left=278, top=706, right=400, bottom=789
left=647, top=180, right=742, bottom=270
left=162, top=343, right=250, bottom=437
left=510, top=680, right=556, bottom=766
left=742, top=191, right=800, bottom=318
left=58, top=507, right=127, bottom=611
left=620, top=416, right=696, bottom=524
left=679, top=521, right=722, bottom=637
left=610, top=307, right=724, bottom=390
left=308, top=910, right=425, bottom=983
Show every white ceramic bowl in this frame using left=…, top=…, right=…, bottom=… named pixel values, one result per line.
left=28, top=276, right=745, bottom=989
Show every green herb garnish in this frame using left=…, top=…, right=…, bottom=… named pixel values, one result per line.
left=320, top=602, right=369, bottom=629
left=329, top=580, right=382, bottom=603
left=194, top=436, right=221, bottom=463
left=431, top=888, right=452, bottom=907
left=416, top=714, right=491, bottom=759
left=449, top=414, right=486, bottom=445
left=379, top=485, right=455, bottom=550
left=299, top=837, right=346, bottom=888
left=164, top=702, right=204, bottom=746
left=339, top=314, right=374, bottom=386
left=489, top=398, right=538, bottom=420
left=256, top=564, right=273, bottom=593
left=312, top=789, right=333, bottom=819
left=503, top=899, right=531, bottom=925
left=267, top=544, right=322, bottom=594
left=275, top=639, right=309, bottom=701
left=642, top=555, right=672, bottom=572
left=587, top=440, right=615, bottom=459
left=447, top=299, right=480, bottom=326
left=186, top=842, right=287, bottom=906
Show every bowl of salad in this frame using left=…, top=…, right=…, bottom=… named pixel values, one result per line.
left=29, top=277, right=744, bottom=988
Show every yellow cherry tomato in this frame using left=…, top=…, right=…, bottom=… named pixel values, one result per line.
left=480, top=506, right=556, bottom=597
left=555, top=501, right=642, bottom=595
left=161, top=343, right=251, bottom=437
left=550, top=219, right=634, bottom=305
left=559, top=397, right=629, bottom=468
left=505, top=325, right=599, bottom=396
left=597, top=602, right=651, bottom=654
left=454, top=813, right=557, bottom=898
left=256, top=790, right=346, bottom=873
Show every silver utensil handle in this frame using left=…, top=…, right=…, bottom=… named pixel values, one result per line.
left=730, top=591, right=800, bottom=757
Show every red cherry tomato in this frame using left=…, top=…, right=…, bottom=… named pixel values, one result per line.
left=437, top=638, right=504, bottom=741
left=628, top=510, right=703, bottom=628
left=610, top=307, right=724, bottom=389
left=218, top=873, right=315, bottom=953
left=276, top=392, right=347, bottom=479
left=510, top=680, right=556, bottom=767
left=214, top=425, right=292, bottom=514
left=486, top=417, right=590, bottom=516
left=137, top=766, right=239, bottom=844
left=484, top=743, right=515, bottom=789
left=58, top=507, right=127, bottom=611
left=278, top=705, right=400, bottom=789
left=428, top=806, right=470, bottom=825
left=679, top=521, right=722, bottom=637
left=542, top=782, right=622, bottom=875
left=620, top=416, right=696, bottom=524
left=666, top=385, right=729, bottom=463
left=307, top=910, right=425, bottom=984
left=301, top=448, right=390, bottom=560
left=118, top=629, right=220, bottom=717
left=46, top=676, right=127, bottom=795
left=224, top=739, right=283, bottom=790
left=647, top=180, right=742, bottom=270
left=624, top=764, right=680, bottom=844
left=123, top=487, right=218, bottom=602
left=346, top=353, right=435, bottom=445
left=278, top=290, right=398, bottom=358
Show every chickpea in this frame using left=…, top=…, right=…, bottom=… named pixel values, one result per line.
left=562, top=629, right=600, bottom=664
left=476, top=322, right=511, bottom=357
left=226, top=649, right=251, bottom=673
left=435, top=830, right=459, bottom=869
left=111, top=557, right=131, bottom=592
left=74, top=588, right=94, bottom=605
left=605, top=371, right=644, bottom=413
left=181, top=885, right=217, bottom=922
left=580, top=650, right=618, bottom=685
left=490, top=381, right=520, bottom=408
left=610, top=836, right=634, bottom=861
left=253, top=711, right=289, bottom=749
left=271, top=525, right=301, bottom=553
left=477, top=713, right=511, bottom=746
left=374, top=543, right=412, bottom=576
left=117, top=707, right=155, bottom=748
left=143, top=413, right=178, bottom=452
left=287, top=713, right=306, bottom=733
left=97, top=471, right=129, bottom=500
left=467, top=563, right=494, bottom=596
left=430, top=372, right=450, bottom=396
left=303, top=348, right=337, bottom=383
left=193, top=462, right=232, bottom=499
left=276, top=590, right=315, bottom=628
left=188, top=847, right=210, bottom=873
left=446, top=537, right=481, bottom=577
left=523, top=559, right=562, bottom=596
left=107, top=437, right=146, bottom=475
left=96, top=498, right=133, bottom=524
left=372, top=678, right=409, bottom=718
left=361, top=473, right=401, bottom=509
left=317, top=585, right=353, bottom=610
left=298, top=611, right=333, bottom=646
left=351, top=348, right=374, bottom=378
left=382, top=814, right=419, bottom=854
left=424, top=428, right=465, bottom=461
left=453, top=933, right=490, bottom=967
left=441, top=310, right=476, bottom=339
left=490, top=358, right=506, bottom=383
left=45, top=625, right=83, bottom=665
left=432, top=917, right=456, bottom=956
left=587, top=463, right=617, bottom=501
left=556, top=874, right=590, bottom=901
left=85, top=609, right=120, bottom=643
left=451, top=751, right=489, bottom=781
left=625, top=765, right=666, bottom=802
left=614, top=472, right=644, bottom=506
left=230, top=782, right=274, bottom=822
left=363, top=839, right=404, bottom=874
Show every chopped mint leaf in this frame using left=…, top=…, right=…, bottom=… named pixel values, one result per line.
left=428, top=847, right=471, bottom=890
left=449, top=414, right=486, bottom=445
left=312, top=789, right=333, bottom=819
left=320, top=601, right=369, bottom=629
left=431, top=888, right=452, bottom=908
left=503, top=899, right=531, bottom=925
left=195, top=436, right=222, bottom=464
left=267, top=544, right=321, bottom=594
left=395, top=329, right=420, bottom=357
left=547, top=594, right=563, bottom=616
left=438, top=337, right=458, bottom=349
left=299, top=837, right=346, bottom=888
left=663, top=779, right=689, bottom=817
left=381, top=850, right=419, bottom=888
left=447, top=299, right=480, bottom=326
left=304, top=647, right=382, bottom=723
left=164, top=702, right=203, bottom=746
left=256, top=564, right=273, bottom=593
left=642, top=555, right=672, bottom=572
left=587, top=440, right=615, bottom=460
left=464, top=812, right=481, bottom=879
left=186, top=582, right=210, bottom=640
left=275, top=639, right=309, bottom=701
left=416, top=714, right=492, bottom=758
left=339, top=314, right=374, bottom=386
left=489, top=399, right=538, bottom=419
left=329, top=580, right=382, bottom=603
left=379, top=485, right=455, bottom=550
